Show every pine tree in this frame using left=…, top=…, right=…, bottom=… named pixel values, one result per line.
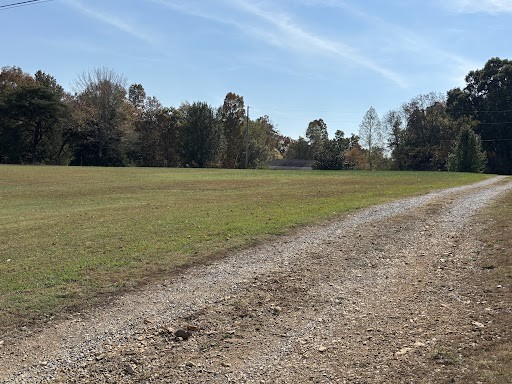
left=448, top=127, right=486, bottom=173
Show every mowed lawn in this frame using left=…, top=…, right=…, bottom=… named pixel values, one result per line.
left=0, top=166, right=490, bottom=329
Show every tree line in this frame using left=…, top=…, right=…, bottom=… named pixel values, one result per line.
left=0, top=67, right=286, bottom=168
left=286, top=57, right=510, bottom=174
left=1, top=57, right=511, bottom=173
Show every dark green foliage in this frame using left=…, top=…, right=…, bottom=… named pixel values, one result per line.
left=383, top=110, right=406, bottom=170
left=285, top=137, right=312, bottom=160
left=385, top=94, right=462, bottom=171
left=403, top=102, right=450, bottom=170
left=448, top=127, right=486, bottom=173
left=314, top=139, right=345, bottom=169
left=180, top=102, right=223, bottom=167
left=314, top=130, right=350, bottom=170
left=306, top=119, right=329, bottom=160
left=447, top=58, right=512, bottom=174
left=128, top=83, right=146, bottom=110
left=128, top=94, right=182, bottom=167
left=0, top=71, right=68, bottom=164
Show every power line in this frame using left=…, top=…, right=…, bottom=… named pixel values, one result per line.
left=478, top=121, right=512, bottom=125
left=474, top=109, right=512, bottom=113
left=250, top=106, right=362, bottom=115
left=0, top=0, right=53, bottom=10
left=251, top=105, right=512, bottom=121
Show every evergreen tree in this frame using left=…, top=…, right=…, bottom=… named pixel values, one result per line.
left=448, top=127, right=486, bottom=173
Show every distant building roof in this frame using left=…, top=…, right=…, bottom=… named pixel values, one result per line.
left=268, top=159, right=315, bottom=170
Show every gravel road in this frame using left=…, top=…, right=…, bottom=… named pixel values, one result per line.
left=1, top=176, right=511, bottom=383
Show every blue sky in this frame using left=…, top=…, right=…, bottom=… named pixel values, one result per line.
left=2, top=0, right=511, bottom=139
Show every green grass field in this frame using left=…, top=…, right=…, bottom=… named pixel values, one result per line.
left=0, top=165, right=491, bottom=330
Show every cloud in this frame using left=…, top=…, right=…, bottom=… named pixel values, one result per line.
left=309, top=1, right=479, bottom=87
left=440, top=0, right=512, bottom=14
left=65, top=0, right=158, bottom=45
left=232, top=0, right=409, bottom=87
left=150, top=0, right=406, bottom=87
left=149, top=0, right=242, bottom=28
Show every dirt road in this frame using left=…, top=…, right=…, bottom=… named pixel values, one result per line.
left=1, top=177, right=511, bottom=383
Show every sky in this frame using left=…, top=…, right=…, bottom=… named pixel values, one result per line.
left=1, top=0, right=511, bottom=139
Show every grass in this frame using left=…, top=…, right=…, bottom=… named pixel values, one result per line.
left=0, top=165, right=491, bottom=330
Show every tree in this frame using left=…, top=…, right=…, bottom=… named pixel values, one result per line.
left=128, top=83, right=146, bottom=110
left=383, top=110, right=406, bottom=170
left=448, top=127, right=486, bottom=173
left=220, top=92, right=245, bottom=168
left=385, top=93, right=461, bottom=171
left=245, top=115, right=280, bottom=168
left=306, top=118, right=329, bottom=160
left=0, top=66, right=33, bottom=163
left=71, top=68, right=130, bottom=166
left=313, top=130, right=351, bottom=170
left=285, top=136, right=311, bottom=160
left=403, top=100, right=453, bottom=170
left=359, top=107, right=383, bottom=170
left=128, top=95, right=182, bottom=167
left=0, top=68, right=68, bottom=164
left=0, top=66, right=34, bottom=91
left=180, top=102, right=223, bottom=167
left=154, top=106, right=182, bottom=167
left=447, top=57, right=512, bottom=174
left=341, top=134, right=375, bottom=170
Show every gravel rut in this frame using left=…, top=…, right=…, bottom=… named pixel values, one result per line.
left=1, top=176, right=511, bottom=383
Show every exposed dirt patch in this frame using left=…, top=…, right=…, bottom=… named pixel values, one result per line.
left=0, top=177, right=510, bottom=383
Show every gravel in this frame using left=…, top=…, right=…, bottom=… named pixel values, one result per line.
left=1, top=176, right=510, bottom=383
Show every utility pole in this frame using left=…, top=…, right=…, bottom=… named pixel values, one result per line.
left=245, top=106, right=250, bottom=169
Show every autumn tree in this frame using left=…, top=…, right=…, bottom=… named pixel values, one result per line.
left=71, top=68, right=130, bottom=166
left=343, top=134, right=368, bottom=170
left=0, top=66, right=33, bottom=91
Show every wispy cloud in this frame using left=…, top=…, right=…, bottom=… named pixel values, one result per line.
left=151, top=0, right=407, bottom=87
left=230, top=0, right=408, bottom=87
left=65, top=0, right=158, bottom=45
left=149, top=0, right=242, bottom=28
left=310, top=1, right=479, bottom=87
left=441, top=0, right=512, bottom=14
